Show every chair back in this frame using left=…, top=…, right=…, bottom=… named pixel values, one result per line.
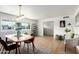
left=0, top=37, right=8, bottom=49
left=27, top=34, right=35, bottom=42
left=31, top=33, right=35, bottom=42
left=31, top=36, right=35, bottom=42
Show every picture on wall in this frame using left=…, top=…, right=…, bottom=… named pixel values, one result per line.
left=60, top=20, right=65, bottom=27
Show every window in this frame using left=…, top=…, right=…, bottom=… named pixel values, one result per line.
left=21, top=23, right=30, bottom=29
left=1, top=20, right=15, bottom=30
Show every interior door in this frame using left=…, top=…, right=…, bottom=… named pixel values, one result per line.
left=43, top=21, right=54, bottom=36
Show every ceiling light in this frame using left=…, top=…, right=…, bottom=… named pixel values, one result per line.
left=16, top=5, right=24, bottom=22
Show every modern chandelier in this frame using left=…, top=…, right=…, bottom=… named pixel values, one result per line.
left=16, top=5, right=24, bottom=22
left=15, top=5, right=24, bottom=38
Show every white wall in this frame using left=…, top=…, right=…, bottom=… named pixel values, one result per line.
left=38, top=18, right=54, bottom=36
left=73, top=6, right=79, bottom=35
left=37, top=6, right=79, bottom=38
left=37, top=15, right=75, bottom=38
left=0, top=11, right=78, bottom=40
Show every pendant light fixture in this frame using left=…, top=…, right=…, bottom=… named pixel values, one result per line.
left=16, top=5, right=24, bottom=22
left=16, top=5, right=23, bottom=38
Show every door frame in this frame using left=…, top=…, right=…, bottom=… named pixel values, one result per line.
left=43, top=21, right=54, bottom=37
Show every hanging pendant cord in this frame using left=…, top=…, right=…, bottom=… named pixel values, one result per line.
left=19, top=5, right=22, bottom=16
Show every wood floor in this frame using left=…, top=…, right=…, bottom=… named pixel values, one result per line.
left=0, top=36, right=75, bottom=54
left=34, top=36, right=65, bottom=54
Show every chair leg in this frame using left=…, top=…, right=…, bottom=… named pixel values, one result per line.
left=18, top=47, right=21, bottom=54
left=3, top=49, right=6, bottom=54
left=65, top=44, right=66, bottom=52
left=0, top=45, right=3, bottom=51
left=5, top=51, right=6, bottom=54
left=24, top=43, right=25, bottom=48
left=32, top=43, right=35, bottom=52
left=27, top=43, right=29, bottom=52
left=74, top=47, right=77, bottom=54
left=27, top=43, right=29, bottom=48
left=1, top=48, right=4, bottom=54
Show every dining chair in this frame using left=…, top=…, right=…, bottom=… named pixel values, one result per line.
left=0, top=37, right=20, bottom=54
left=6, top=37, right=14, bottom=45
left=0, top=43, right=3, bottom=51
left=24, top=34, right=35, bottom=52
left=0, top=37, right=14, bottom=52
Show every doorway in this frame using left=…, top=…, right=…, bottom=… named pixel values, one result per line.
left=43, top=21, right=54, bottom=36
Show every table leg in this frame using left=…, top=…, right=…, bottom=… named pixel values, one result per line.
left=65, top=44, right=66, bottom=52
left=32, top=42, right=35, bottom=52
left=19, top=42, right=21, bottom=54
left=6, top=37, right=8, bottom=43
left=16, top=42, right=18, bottom=54
left=18, top=47, right=21, bottom=54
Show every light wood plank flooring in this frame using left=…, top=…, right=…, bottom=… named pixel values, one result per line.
left=34, top=36, right=65, bottom=54
left=0, top=36, right=75, bottom=54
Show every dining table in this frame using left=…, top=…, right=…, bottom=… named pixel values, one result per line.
left=5, top=34, right=33, bottom=54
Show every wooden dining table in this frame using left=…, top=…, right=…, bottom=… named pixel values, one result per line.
left=5, top=34, right=33, bottom=54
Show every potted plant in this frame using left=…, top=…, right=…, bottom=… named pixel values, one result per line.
left=65, top=28, right=71, bottom=33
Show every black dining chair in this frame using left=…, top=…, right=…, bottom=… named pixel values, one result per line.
left=24, top=34, right=35, bottom=52
left=0, top=43, right=3, bottom=51
left=6, top=37, right=14, bottom=44
left=0, top=37, right=14, bottom=52
left=0, top=37, right=20, bottom=54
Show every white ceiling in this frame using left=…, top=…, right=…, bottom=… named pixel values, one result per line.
left=0, top=5, right=78, bottom=20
